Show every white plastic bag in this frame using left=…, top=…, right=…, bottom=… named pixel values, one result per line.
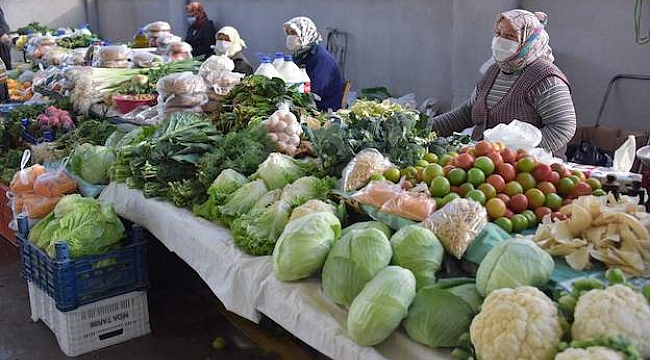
left=385, top=93, right=417, bottom=110
left=613, top=135, right=636, bottom=172
left=484, top=119, right=542, bottom=150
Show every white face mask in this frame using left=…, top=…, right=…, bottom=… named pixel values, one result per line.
left=214, top=40, right=231, bottom=54
left=286, top=35, right=301, bottom=52
left=492, top=36, right=520, bottom=63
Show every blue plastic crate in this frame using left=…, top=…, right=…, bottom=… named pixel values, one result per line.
left=18, top=218, right=149, bottom=312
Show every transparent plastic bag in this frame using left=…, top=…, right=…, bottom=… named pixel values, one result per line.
left=341, top=149, right=393, bottom=191
left=483, top=120, right=542, bottom=150
left=9, top=151, right=46, bottom=194
left=33, top=158, right=78, bottom=198
left=350, top=180, right=402, bottom=208
left=156, top=34, right=182, bottom=53
left=263, top=102, right=302, bottom=155
left=97, top=45, right=130, bottom=61
left=132, top=52, right=162, bottom=68
left=14, top=193, right=61, bottom=218
left=380, top=192, right=437, bottom=222
left=157, top=72, right=207, bottom=96
left=200, top=55, right=235, bottom=77
left=421, top=198, right=488, bottom=259
left=158, top=92, right=208, bottom=108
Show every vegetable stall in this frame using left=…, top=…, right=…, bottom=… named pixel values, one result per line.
left=1, top=20, right=649, bottom=360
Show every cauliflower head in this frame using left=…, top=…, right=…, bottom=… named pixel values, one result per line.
left=470, top=286, right=563, bottom=360
left=571, top=284, right=650, bottom=358
left=554, top=346, right=624, bottom=360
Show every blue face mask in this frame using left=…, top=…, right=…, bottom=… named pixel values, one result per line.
left=187, top=16, right=196, bottom=25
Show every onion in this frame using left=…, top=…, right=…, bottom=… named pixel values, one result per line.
left=277, top=132, right=289, bottom=143
left=274, top=120, right=287, bottom=131
left=288, top=134, right=301, bottom=145
left=268, top=133, right=279, bottom=142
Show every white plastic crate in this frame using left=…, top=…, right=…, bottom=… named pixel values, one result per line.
left=28, top=281, right=151, bottom=357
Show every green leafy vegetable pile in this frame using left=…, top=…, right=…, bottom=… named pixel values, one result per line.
left=110, top=112, right=220, bottom=207
left=69, top=143, right=116, bottom=185
left=55, top=120, right=117, bottom=155
left=214, top=75, right=319, bottom=133
left=28, top=195, right=125, bottom=258
left=57, top=34, right=97, bottom=49
left=305, top=100, right=435, bottom=173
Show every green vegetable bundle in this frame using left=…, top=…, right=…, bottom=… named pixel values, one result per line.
left=111, top=113, right=220, bottom=207
left=69, top=143, right=115, bottom=185
left=28, top=195, right=125, bottom=259
left=214, top=75, right=318, bottom=133
left=305, top=100, right=436, bottom=173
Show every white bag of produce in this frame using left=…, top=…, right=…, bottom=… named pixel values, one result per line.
left=483, top=119, right=542, bottom=150
left=263, top=102, right=302, bottom=156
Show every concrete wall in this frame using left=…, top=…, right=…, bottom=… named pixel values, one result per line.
left=520, top=0, right=650, bottom=131
left=6, top=0, right=649, bottom=131
left=93, top=0, right=516, bottom=110
left=2, top=0, right=87, bottom=31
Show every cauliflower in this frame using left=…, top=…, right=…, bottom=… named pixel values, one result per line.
left=470, top=286, right=563, bottom=360
left=571, top=284, right=650, bottom=358
left=555, top=346, right=624, bottom=360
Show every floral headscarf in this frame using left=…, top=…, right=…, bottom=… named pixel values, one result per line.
left=216, top=26, right=247, bottom=57
left=283, top=16, right=322, bottom=52
left=496, top=9, right=554, bottom=73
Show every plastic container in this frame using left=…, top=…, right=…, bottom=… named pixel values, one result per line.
left=18, top=218, right=149, bottom=312
left=278, top=55, right=302, bottom=83
left=299, top=65, right=311, bottom=93
left=113, top=94, right=157, bottom=114
left=254, top=56, right=282, bottom=79
left=133, top=29, right=148, bottom=49
left=272, top=52, right=285, bottom=69
left=28, top=282, right=150, bottom=357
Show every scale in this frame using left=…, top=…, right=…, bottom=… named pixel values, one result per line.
left=637, top=145, right=650, bottom=211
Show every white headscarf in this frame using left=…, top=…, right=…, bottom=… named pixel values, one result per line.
left=283, top=16, right=322, bottom=51
left=215, top=26, right=247, bottom=58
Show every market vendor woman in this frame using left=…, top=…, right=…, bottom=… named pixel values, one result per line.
left=215, top=26, right=253, bottom=75
left=430, top=10, right=576, bottom=156
left=185, top=2, right=217, bottom=58
left=284, top=17, right=343, bottom=112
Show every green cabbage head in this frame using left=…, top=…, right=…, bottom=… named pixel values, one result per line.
left=272, top=212, right=341, bottom=281
left=403, top=278, right=482, bottom=348
left=347, top=266, right=416, bottom=346
left=69, top=143, right=116, bottom=185
left=390, top=225, right=444, bottom=290
left=322, top=228, right=392, bottom=307
left=476, top=238, right=554, bottom=296
left=340, top=221, right=392, bottom=239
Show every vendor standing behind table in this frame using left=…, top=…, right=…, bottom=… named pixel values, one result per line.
left=284, top=16, right=343, bottom=112
left=214, top=26, right=253, bottom=75
left=185, top=2, right=217, bottom=58
left=0, top=6, right=11, bottom=102
left=429, top=9, right=576, bottom=157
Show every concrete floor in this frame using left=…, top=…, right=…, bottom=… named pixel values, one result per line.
left=0, top=236, right=329, bottom=360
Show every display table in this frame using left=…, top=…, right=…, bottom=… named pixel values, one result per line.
left=99, top=183, right=450, bottom=360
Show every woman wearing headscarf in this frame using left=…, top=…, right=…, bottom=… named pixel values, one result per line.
left=214, top=26, right=253, bottom=75
left=185, top=2, right=217, bottom=58
left=284, top=16, right=343, bottom=112
left=430, top=9, right=576, bottom=156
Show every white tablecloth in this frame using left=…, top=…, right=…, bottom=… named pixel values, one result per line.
left=100, top=183, right=450, bottom=360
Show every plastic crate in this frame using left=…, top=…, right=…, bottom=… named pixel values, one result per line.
left=28, top=282, right=150, bottom=357
left=19, top=218, right=149, bottom=312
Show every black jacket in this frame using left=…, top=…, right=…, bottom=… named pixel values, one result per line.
left=185, top=20, right=216, bottom=59
left=0, top=7, right=11, bottom=71
left=231, top=51, right=253, bottom=75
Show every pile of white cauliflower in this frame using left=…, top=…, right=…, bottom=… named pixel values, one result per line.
left=463, top=269, right=650, bottom=360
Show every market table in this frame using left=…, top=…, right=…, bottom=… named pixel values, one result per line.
left=99, top=183, right=450, bottom=360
